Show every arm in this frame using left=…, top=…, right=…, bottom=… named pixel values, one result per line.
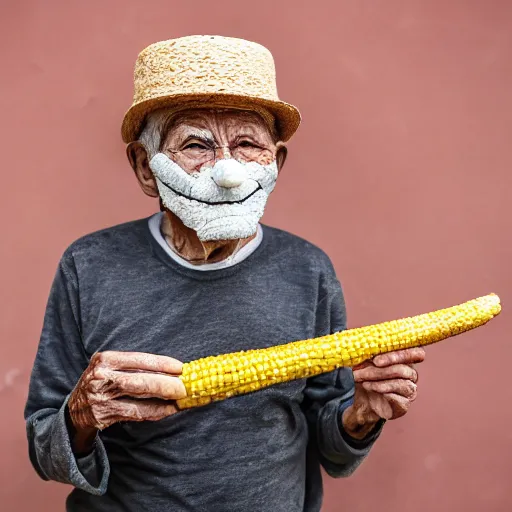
left=304, top=272, right=427, bottom=477
left=303, top=369, right=384, bottom=478
left=24, top=254, right=110, bottom=495
left=302, top=275, right=384, bottom=478
left=24, top=253, right=187, bottom=495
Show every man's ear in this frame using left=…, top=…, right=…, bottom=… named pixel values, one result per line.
left=126, top=142, right=159, bottom=198
left=275, top=142, right=288, bottom=173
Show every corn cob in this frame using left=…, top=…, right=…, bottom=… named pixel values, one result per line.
left=176, top=293, right=501, bottom=410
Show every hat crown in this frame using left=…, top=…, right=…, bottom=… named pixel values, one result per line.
left=132, top=35, right=279, bottom=104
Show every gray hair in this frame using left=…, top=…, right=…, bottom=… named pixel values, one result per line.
left=138, top=109, right=177, bottom=159
left=137, top=107, right=278, bottom=159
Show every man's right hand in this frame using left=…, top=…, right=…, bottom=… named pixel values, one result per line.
left=67, top=351, right=186, bottom=453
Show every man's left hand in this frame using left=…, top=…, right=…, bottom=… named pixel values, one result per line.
left=341, top=347, right=426, bottom=440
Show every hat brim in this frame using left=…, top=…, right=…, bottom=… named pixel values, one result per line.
left=121, top=93, right=301, bottom=144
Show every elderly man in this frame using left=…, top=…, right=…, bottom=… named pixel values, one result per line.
left=25, top=36, right=424, bottom=511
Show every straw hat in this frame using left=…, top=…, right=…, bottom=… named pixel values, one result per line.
left=121, top=35, right=301, bottom=143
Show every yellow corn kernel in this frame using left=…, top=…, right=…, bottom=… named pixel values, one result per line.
left=177, top=293, right=501, bottom=410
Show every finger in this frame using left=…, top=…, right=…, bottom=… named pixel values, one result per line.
left=367, top=390, right=394, bottom=420
left=362, top=379, right=417, bottom=399
left=352, top=361, right=373, bottom=372
left=354, top=363, right=418, bottom=383
left=408, top=363, right=419, bottom=383
left=115, top=398, right=179, bottom=422
left=93, top=351, right=183, bottom=374
left=383, top=393, right=411, bottom=419
left=373, top=347, right=426, bottom=367
left=110, top=372, right=187, bottom=400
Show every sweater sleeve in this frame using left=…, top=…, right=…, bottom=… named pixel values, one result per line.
left=302, top=274, right=384, bottom=478
left=24, top=252, right=110, bottom=495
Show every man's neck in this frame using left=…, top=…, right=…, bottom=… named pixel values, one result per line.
left=160, top=211, right=257, bottom=265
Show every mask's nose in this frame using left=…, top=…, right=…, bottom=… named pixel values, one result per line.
left=211, top=159, right=248, bottom=188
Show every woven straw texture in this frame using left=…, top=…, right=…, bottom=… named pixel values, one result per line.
left=121, top=35, right=301, bottom=143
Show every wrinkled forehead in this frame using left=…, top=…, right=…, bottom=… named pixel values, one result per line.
left=162, top=108, right=276, bottom=143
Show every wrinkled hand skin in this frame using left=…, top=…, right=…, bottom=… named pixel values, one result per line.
left=342, top=347, right=426, bottom=440
left=68, top=351, right=186, bottom=453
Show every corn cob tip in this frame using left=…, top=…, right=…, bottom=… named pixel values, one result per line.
left=480, top=293, right=501, bottom=315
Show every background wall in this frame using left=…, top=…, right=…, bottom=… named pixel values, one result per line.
left=1, top=1, right=510, bottom=510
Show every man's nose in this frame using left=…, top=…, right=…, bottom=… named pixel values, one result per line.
left=211, top=158, right=248, bottom=188
left=220, top=146, right=231, bottom=160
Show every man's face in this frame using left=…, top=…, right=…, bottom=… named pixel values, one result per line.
left=147, top=109, right=282, bottom=242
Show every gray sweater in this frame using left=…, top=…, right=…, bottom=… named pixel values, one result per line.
left=24, top=218, right=383, bottom=511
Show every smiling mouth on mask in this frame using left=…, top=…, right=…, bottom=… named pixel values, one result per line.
left=156, top=176, right=263, bottom=206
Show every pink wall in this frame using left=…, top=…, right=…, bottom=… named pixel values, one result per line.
left=1, top=1, right=510, bottom=510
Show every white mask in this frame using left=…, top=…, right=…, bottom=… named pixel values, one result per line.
left=149, top=153, right=278, bottom=241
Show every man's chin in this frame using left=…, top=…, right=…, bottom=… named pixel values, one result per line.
left=194, top=215, right=259, bottom=242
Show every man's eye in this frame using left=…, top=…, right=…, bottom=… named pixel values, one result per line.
left=184, top=142, right=209, bottom=150
left=238, top=141, right=258, bottom=148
